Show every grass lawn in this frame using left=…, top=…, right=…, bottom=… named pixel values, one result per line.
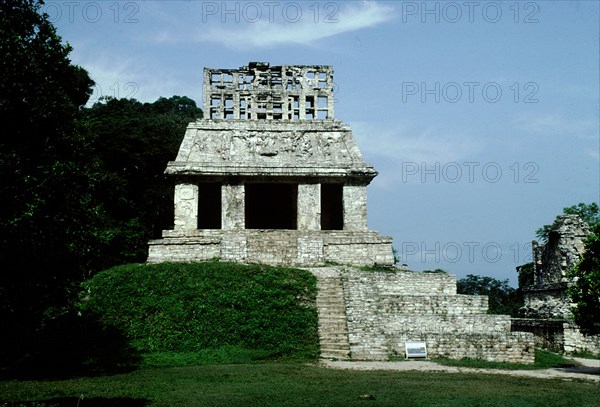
left=1, top=362, right=598, bottom=407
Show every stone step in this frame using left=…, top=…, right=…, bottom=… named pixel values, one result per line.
left=318, top=317, right=347, bottom=323
left=321, top=344, right=350, bottom=350
left=321, top=349, right=352, bottom=356
left=316, top=296, right=345, bottom=301
left=312, top=269, right=352, bottom=361
left=318, top=320, right=348, bottom=327
left=319, top=338, right=350, bottom=345
left=317, top=300, right=346, bottom=304
left=319, top=331, right=349, bottom=337
left=319, top=331, right=348, bottom=337
left=320, top=351, right=351, bottom=360
left=317, top=307, right=347, bottom=314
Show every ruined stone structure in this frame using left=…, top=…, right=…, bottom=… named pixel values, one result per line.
left=148, top=62, right=535, bottom=363
left=514, top=214, right=600, bottom=354
left=147, top=62, right=394, bottom=266
left=520, top=214, right=590, bottom=319
left=314, top=268, right=534, bottom=363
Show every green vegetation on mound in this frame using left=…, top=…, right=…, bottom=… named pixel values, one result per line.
left=78, top=261, right=319, bottom=364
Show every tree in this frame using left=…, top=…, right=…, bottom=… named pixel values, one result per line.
left=80, top=96, right=202, bottom=267
left=457, top=274, right=522, bottom=316
left=568, top=223, right=600, bottom=334
left=536, top=203, right=600, bottom=241
left=0, top=0, right=100, bottom=364
left=516, top=262, right=534, bottom=289
left=0, top=1, right=202, bottom=371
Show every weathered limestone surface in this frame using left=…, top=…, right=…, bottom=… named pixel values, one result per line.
left=147, top=62, right=392, bottom=267
left=512, top=319, right=600, bottom=354
left=167, top=121, right=373, bottom=178
left=204, top=62, right=335, bottom=121
left=308, top=268, right=535, bottom=364
left=515, top=214, right=600, bottom=354
left=297, top=183, right=320, bottom=230
left=173, top=184, right=198, bottom=229
left=520, top=285, right=574, bottom=319
left=222, top=184, right=245, bottom=230
left=312, top=268, right=351, bottom=360
left=148, top=230, right=394, bottom=267
left=534, top=214, right=590, bottom=286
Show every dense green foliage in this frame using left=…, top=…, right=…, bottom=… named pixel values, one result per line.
left=2, top=362, right=598, bottom=407
left=0, top=0, right=98, bottom=271
left=536, top=202, right=600, bottom=241
left=456, top=274, right=522, bottom=316
left=0, top=0, right=203, bottom=367
left=516, top=262, right=534, bottom=288
left=569, top=223, right=600, bottom=334
left=80, top=96, right=202, bottom=267
left=79, top=262, right=319, bottom=359
left=0, top=0, right=99, bottom=362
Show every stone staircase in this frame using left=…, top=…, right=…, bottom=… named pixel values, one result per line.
left=311, top=268, right=351, bottom=360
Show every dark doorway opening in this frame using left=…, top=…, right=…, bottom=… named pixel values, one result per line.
left=245, top=183, right=297, bottom=229
left=321, top=183, right=343, bottom=230
left=197, top=183, right=222, bottom=229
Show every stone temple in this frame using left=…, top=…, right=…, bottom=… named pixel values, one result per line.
left=513, top=214, right=600, bottom=354
left=148, top=62, right=535, bottom=363
left=147, top=62, right=394, bottom=266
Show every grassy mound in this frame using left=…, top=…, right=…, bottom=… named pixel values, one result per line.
left=79, top=261, right=319, bottom=363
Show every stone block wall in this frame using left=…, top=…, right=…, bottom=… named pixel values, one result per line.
left=148, top=230, right=394, bottom=267
left=339, top=269, right=534, bottom=363
left=245, top=232, right=298, bottom=265
left=322, top=232, right=394, bottom=266
left=342, top=269, right=457, bottom=295
left=563, top=322, right=600, bottom=354
left=520, top=285, right=574, bottom=319
left=511, top=319, right=565, bottom=352
left=512, top=318, right=600, bottom=354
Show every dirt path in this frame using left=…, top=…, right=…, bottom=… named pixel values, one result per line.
left=321, top=357, right=600, bottom=382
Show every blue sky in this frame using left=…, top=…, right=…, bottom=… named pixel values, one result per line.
left=47, top=0, right=599, bottom=286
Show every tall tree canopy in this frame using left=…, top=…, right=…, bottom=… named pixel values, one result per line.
left=0, top=0, right=97, bottom=271
left=80, top=96, right=202, bottom=267
left=457, top=274, right=522, bottom=316
left=0, top=0, right=203, bottom=368
left=0, top=0, right=99, bottom=360
left=569, top=223, right=600, bottom=334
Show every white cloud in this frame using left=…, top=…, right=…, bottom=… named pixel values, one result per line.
left=68, top=49, right=183, bottom=105
left=350, top=120, right=482, bottom=164
left=513, top=113, right=598, bottom=140
left=349, top=120, right=484, bottom=190
left=151, top=1, right=395, bottom=49
left=585, top=147, right=600, bottom=161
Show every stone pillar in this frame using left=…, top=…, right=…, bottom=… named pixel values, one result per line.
left=343, top=185, right=368, bottom=231
left=532, top=240, right=541, bottom=287
left=174, top=183, right=198, bottom=230
left=232, top=71, right=240, bottom=119
left=222, top=183, right=245, bottom=230
left=299, top=88, right=306, bottom=120
left=297, top=183, right=321, bottom=230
